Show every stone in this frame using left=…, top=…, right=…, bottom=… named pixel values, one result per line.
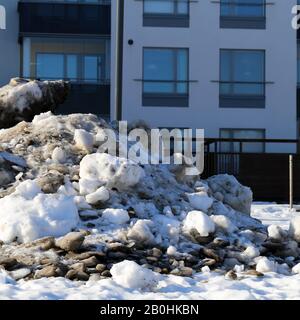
left=245, top=269, right=264, bottom=277
left=0, top=257, right=18, bottom=270
left=70, top=262, right=86, bottom=273
left=35, top=265, right=63, bottom=279
left=30, top=237, right=55, bottom=251
left=65, top=251, right=105, bottom=261
left=9, top=268, right=31, bottom=280
left=55, top=232, right=85, bottom=252
left=151, top=248, right=163, bottom=258
left=225, top=270, right=238, bottom=280
left=170, top=267, right=193, bottom=277
left=200, top=248, right=221, bottom=262
left=96, top=264, right=106, bottom=273
left=81, top=256, right=98, bottom=268
left=76, top=271, right=90, bottom=281
left=101, top=270, right=112, bottom=278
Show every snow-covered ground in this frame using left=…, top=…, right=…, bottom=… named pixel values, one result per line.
left=0, top=203, right=299, bottom=301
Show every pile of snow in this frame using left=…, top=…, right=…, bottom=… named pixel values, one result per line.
left=110, top=260, right=158, bottom=290
left=207, top=175, right=253, bottom=214
left=2, top=111, right=300, bottom=293
left=183, top=211, right=215, bottom=237
left=0, top=180, right=79, bottom=243
left=79, top=153, right=145, bottom=194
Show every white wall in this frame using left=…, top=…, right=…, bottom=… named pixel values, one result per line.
left=117, top=0, right=298, bottom=153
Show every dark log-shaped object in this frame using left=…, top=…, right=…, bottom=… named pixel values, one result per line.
left=0, top=78, right=70, bottom=129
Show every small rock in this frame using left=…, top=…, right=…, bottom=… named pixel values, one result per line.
left=66, top=251, right=105, bottom=261
left=31, top=237, right=55, bottom=251
left=55, top=232, right=85, bottom=252
left=244, top=270, right=264, bottom=277
left=151, top=248, right=162, bottom=258
left=170, top=267, right=193, bottom=277
left=225, top=270, right=238, bottom=280
left=107, top=252, right=127, bottom=259
left=9, top=268, right=31, bottom=280
left=0, top=258, right=18, bottom=270
left=101, top=270, right=112, bottom=278
left=70, top=262, right=86, bottom=273
left=201, top=248, right=221, bottom=262
left=96, top=264, right=106, bottom=273
left=201, top=258, right=217, bottom=267
left=81, top=256, right=98, bottom=268
left=76, top=271, right=90, bottom=281
left=146, top=256, right=158, bottom=263
left=65, top=269, right=77, bottom=280
left=35, top=265, right=63, bottom=279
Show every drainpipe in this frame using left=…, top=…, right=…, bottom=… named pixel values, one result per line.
left=114, top=0, right=124, bottom=121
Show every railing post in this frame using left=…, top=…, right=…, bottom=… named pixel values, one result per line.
left=290, top=154, right=294, bottom=210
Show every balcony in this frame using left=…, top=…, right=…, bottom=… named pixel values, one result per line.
left=18, top=1, right=111, bottom=36
left=55, top=83, right=110, bottom=119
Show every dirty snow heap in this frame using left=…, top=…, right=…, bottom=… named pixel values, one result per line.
left=0, top=112, right=300, bottom=284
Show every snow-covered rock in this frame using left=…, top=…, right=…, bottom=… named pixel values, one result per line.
left=79, top=153, right=145, bottom=194
left=86, top=186, right=110, bottom=205
left=292, top=263, right=300, bottom=274
left=183, top=211, right=215, bottom=237
left=102, top=208, right=130, bottom=225
left=256, top=257, right=277, bottom=273
left=110, top=260, right=158, bottom=290
left=289, top=216, right=300, bottom=243
left=74, top=129, right=94, bottom=153
left=187, top=191, right=213, bottom=212
left=242, top=246, right=260, bottom=260
left=51, top=147, right=67, bottom=164
left=268, top=225, right=286, bottom=242
left=0, top=180, right=79, bottom=243
left=127, top=220, right=155, bottom=245
left=0, top=78, right=69, bottom=129
left=211, top=215, right=237, bottom=234
left=207, top=175, right=253, bottom=215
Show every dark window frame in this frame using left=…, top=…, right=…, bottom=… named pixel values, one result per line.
left=143, top=0, right=190, bottom=28
left=142, top=47, right=189, bottom=107
left=219, top=128, right=266, bottom=153
left=220, top=0, right=266, bottom=29
left=219, top=48, right=266, bottom=109
left=35, top=52, right=107, bottom=84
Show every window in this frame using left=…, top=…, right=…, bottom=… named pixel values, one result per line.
left=143, top=0, right=189, bottom=28
left=220, top=0, right=266, bottom=29
left=220, top=49, right=265, bottom=108
left=36, top=53, right=105, bottom=83
left=220, top=129, right=265, bottom=153
left=143, top=48, right=189, bottom=107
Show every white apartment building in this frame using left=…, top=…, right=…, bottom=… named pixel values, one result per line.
left=0, top=0, right=299, bottom=153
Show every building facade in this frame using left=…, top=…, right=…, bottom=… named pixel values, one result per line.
left=0, top=0, right=298, bottom=153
